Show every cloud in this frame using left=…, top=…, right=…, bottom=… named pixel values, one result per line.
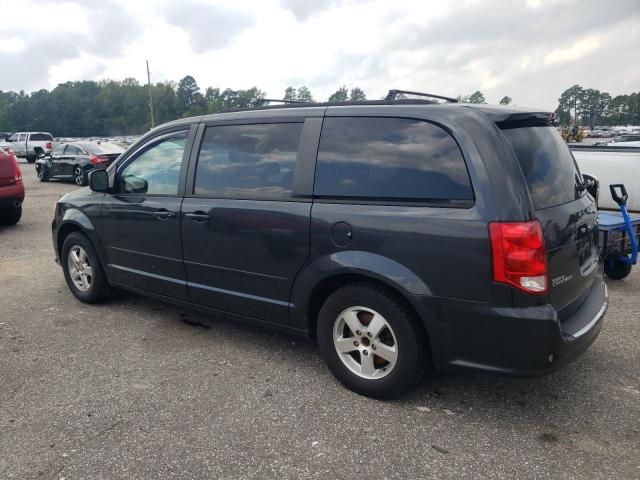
left=0, top=0, right=638, bottom=112
left=279, top=0, right=338, bottom=21
left=163, top=1, right=254, bottom=53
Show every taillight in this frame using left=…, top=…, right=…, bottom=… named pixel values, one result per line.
left=46, top=142, right=52, bottom=149
left=489, top=221, right=548, bottom=294
left=10, top=153, right=22, bottom=182
left=89, top=155, right=108, bottom=164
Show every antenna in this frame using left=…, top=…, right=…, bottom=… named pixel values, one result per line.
left=146, top=60, right=155, bottom=128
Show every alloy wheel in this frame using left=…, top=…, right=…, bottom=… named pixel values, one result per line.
left=74, top=168, right=84, bottom=186
left=67, top=245, right=92, bottom=292
left=332, top=306, right=398, bottom=379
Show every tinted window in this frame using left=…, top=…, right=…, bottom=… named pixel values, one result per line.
left=30, top=133, right=53, bottom=141
left=118, top=131, right=187, bottom=195
left=194, top=123, right=303, bottom=199
left=314, top=117, right=473, bottom=202
left=65, top=145, right=83, bottom=155
left=501, top=126, right=581, bottom=210
left=51, top=145, right=66, bottom=157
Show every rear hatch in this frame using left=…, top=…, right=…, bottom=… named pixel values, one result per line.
left=0, top=152, right=17, bottom=187
left=500, top=125, right=599, bottom=312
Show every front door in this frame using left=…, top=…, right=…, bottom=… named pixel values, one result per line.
left=49, top=144, right=67, bottom=176
left=181, top=121, right=312, bottom=324
left=101, top=128, right=194, bottom=300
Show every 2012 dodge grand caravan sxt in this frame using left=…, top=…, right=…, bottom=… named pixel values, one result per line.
left=52, top=91, right=607, bottom=398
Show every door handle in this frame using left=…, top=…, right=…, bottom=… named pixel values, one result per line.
left=154, top=209, right=175, bottom=220
left=185, top=211, right=210, bottom=222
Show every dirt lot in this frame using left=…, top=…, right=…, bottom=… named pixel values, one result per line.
left=1, top=161, right=639, bottom=479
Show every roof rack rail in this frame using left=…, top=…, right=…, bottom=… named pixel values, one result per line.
left=385, top=89, right=458, bottom=103
left=256, top=98, right=308, bottom=106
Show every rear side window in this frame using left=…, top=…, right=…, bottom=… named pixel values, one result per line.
left=501, top=126, right=581, bottom=210
left=314, top=117, right=473, bottom=203
left=194, top=123, right=303, bottom=199
left=30, top=133, right=53, bottom=141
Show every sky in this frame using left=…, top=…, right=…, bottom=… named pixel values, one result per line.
left=0, top=0, right=638, bottom=110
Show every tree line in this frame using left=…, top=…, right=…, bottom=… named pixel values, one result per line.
left=0, top=76, right=637, bottom=136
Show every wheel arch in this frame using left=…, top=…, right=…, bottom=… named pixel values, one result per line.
left=56, top=209, right=108, bottom=272
left=290, top=251, right=435, bottom=351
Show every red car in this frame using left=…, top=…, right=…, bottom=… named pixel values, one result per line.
left=0, top=148, right=24, bottom=225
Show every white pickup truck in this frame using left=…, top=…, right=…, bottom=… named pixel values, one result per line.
left=4, top=132, right=57, bottom=163
left=572, top=146, right=640, bottom=213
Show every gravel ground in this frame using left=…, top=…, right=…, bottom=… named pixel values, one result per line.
left=1, top=160, right=639, bottom=480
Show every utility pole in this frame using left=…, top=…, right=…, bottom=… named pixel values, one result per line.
left=146, top=60, right=155, bottom=128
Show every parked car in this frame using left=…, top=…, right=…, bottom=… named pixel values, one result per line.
left=595, top=134, right=640, bottom=146
left=0, top=132, right=13, bottom=141
left=36, top=141, right=124, bottom=186
left=5, top=131, right=57, bottom=162
left=52, top=92, right=607, bottom=398
left=0, top=148, right=24, bottom=225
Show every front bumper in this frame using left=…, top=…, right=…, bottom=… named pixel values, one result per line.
left=416, top=272, right=608, bottom=376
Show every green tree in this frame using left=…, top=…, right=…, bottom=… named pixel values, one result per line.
left=283, top=86, right=297, bottom=102
left=349, top=87, right=366, bottom=101
left=468, top=91, right=486, bottom=104
left=499, top=96, right=512, bottom=105
left=177, top=75, right=200, bottom=111
left=328, top=86, right=349, bottom=102
left=296, top=86, right=314, bottom=102
left=557, top=84, right=583, bottom=126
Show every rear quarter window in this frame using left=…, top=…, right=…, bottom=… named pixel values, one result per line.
left=501, top=126, right=581, bottom=210
left=314, top=117, right=473, bottom=204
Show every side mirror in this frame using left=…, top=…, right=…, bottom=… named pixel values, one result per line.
left=121, top=174, right=148, bottom=194
left=88, top=169, right=110, bottom=192
left=582, top=173, right=599, bottom=207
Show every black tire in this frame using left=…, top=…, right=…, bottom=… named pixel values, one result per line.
left=37, top=164, right=50, bottom=182
left=0, top=205, right=22, bottom=225
left=74, top=167, right=87, bottom=186
left=61, top=231, right=110, bottom=303
left=317, top=282, right=428, bottom=399
left=604, top=257, right=632, bottom=280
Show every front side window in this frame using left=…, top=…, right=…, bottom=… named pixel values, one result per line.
left=194, top=123, right=303, bottom=199
left=65, top=145, right=82, bottom=155
left=118, top=131, right=187, bottom=195
left=51, top=145, right=66, bottom=157
left=314, top=117, right=473, bottom=203
left=8, top=134, right=18, bottom=142
left=17, top=134, right=26, bottom=142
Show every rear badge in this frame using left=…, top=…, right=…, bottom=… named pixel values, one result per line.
left=552, top=275, right=573, bottom=287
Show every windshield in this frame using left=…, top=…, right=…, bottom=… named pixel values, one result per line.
left=501, top=126, right=582, bottom=210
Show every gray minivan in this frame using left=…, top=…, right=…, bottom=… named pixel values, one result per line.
left=52, top=91, right=607, bottom=397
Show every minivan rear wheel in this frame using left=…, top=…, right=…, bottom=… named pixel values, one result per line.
left=61, top=232, right=110, bottom=303
left=317, top=283, right=428, bottom=398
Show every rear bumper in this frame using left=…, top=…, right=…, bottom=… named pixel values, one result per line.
left=415, top=271, right=608, bottom=376
left=0, top=183, right=25, bottom=208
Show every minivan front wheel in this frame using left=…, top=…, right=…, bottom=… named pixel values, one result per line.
left=317, top=283, right=428, bottom=398
left=61, top=232, right=109, bottom=303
